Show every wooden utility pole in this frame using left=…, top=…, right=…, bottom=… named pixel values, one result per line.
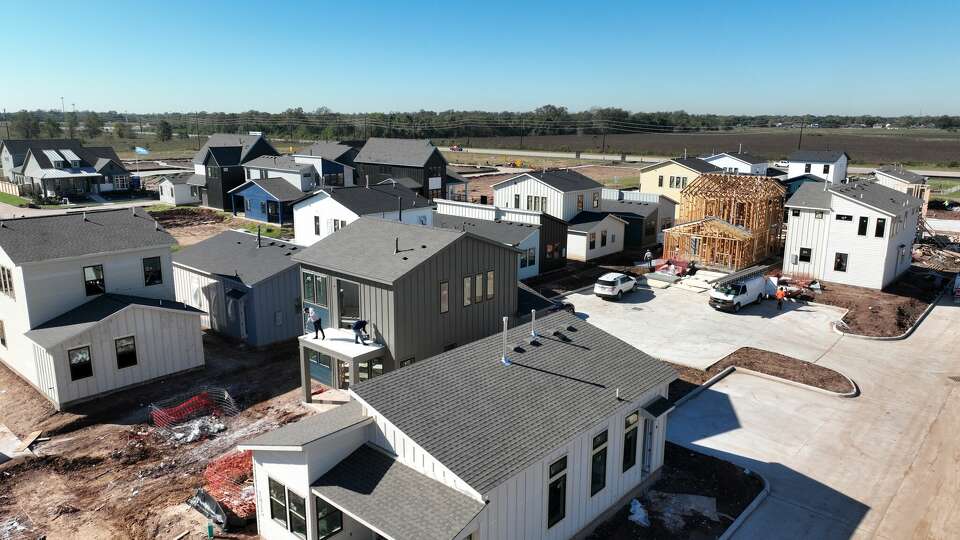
left=195, top=112, right=200, bottom=150
left=519, top=116, right=524, bottom=147
left=797, top=116, right=806, bottom=149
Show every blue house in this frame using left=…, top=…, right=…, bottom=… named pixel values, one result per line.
left=228, top=177, right=307, bottom=224
left=172, top=230, right=303, bottom=347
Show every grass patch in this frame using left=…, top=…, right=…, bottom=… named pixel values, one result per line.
left=144, top=203, right=175, bottom=212
left=0, top=192, right=30, bottom=206
left=235, top=220, right=293, bottom=239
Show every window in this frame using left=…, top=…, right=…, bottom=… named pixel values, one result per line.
left=245, top=168, right=251, bottom=179
left=875, top=218, right=886, bottom=238
left=611, top=232, right=616, bottom=244
left=823, top=164, right=830, bottom=174
left=333, top=219, right=345, bottom=232
left=857, top=216, right=869, bottom=236
left=115, top=336, right=137, bottom=369
left=600, top=230, right=607, bottom=247
left=315, top=497, right=343, bottom=540
left=791, top=209, right=800, bottom=217
left=681, top=176, right=688, bottom=189
left=0, top=320, right=6, bottom=348
left=314, top=216, right=321, bottom=236
left=142, top=256, right=163, bottom=286
left=658, top=175, right=664, bottom=187
left=260, top=201, right=266, bottom=214
left=804, top=163, right=812, bottom=173
left=799, top=248, right=812, bottom=263
left=463, top=276, right=471, bottom=306
left=475, top=273, right=483, bottom=303
left=541, top=196, right=548, bottom=213
left=623, top=411, right=639, bottom=472
left=269, top=479, right=307, bottom=538
left=400, top=357, right=415, bottom=367
left=533, top=196, right=540, bottom=211
left=577, top=194, right=584, bottom=211
left=357, top=358, right=384, bottom=382
left=815, top=211, right=823, bottom=219
left=524, top=248, right=536, bottom=268
left=834, top=253, right=848, bottom=272
left=514, top=194, right=520, bottom=208
left=547, top=457, right=567, bottom=528
left=520, top=253, right=528, bottom=268
left=83, top=265, right=105, bottom=296
left=486, top=271, right=494, bottom=299
left=669, top=176, right=675, bottom=189
left=0, top=266, right=14, bottom=299
left=592, top=192, right=599, bottom=208
left=590, top=430, right=608, bottom=496
left=527, top=195, right=533, bottom=210
left=68, top=346, right=93, bottom=381
left=440, top=281, right=449, bottom=313
left=302, top=272, right=327, bottom=307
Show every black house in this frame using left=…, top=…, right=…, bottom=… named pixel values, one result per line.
left=188, top=134, right=279, bottom=210
left=353, top=138, right=461, bottom=199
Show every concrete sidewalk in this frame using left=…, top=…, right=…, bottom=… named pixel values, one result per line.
left=668, top=297, right=960, bottom=539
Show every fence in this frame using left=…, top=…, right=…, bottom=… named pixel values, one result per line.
left=148, top=386, right=240, bottom=436
left=0, top=180, right=22, bottom=197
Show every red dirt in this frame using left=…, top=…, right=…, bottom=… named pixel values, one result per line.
left=667, top=347, right=855, bottom=403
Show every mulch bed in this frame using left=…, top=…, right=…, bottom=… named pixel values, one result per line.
left=149, top=207, right=226, bottom=228
left=667, top=347, right=854, bottom=403
left=586, top=442, right=764, bottom=540
left=809, top=268, right=948, bottom=337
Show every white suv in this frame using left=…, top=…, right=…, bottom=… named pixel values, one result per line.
left=594, top=272, right=637, bottom=300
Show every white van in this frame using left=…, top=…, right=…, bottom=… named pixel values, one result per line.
left=708, top=274, right=766, bottom=312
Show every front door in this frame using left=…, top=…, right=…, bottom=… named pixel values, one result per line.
left=266, top=200, right=280, bottom=223
left=337, top=279, right=360, bottom=329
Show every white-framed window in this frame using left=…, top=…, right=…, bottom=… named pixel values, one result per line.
left=314, top=216, right=321, bottom=236
left=68, top=345, right=93, bottom=381
left=0, top=320, right=6, bottom=348
left=315, top=496, right=343, bottom=539
left=440, top=281, right=449, bottom=313
left=547, top=456, right=567, bottom=528
left=486, top=271, right=495, bottom=300
left=463, top=276, right=471, bottom=306
left=269, top=479, right=306, bottom=538
left=590, top=430, right=608, bottom=496
left=623, top=410, right=640, bottom=472
left=0, top=266, right=14, bottom=299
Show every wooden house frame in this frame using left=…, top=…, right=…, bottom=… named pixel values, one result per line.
left=664, top=174, right=785, bottom=270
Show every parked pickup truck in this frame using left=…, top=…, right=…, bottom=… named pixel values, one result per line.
left=708, top=274, right=766, bottom=312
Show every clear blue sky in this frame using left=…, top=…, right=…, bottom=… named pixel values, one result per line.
left=3, top=0, right=957, bottom=115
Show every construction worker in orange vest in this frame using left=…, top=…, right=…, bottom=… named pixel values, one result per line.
left=775, top=287, right=786, bottom=311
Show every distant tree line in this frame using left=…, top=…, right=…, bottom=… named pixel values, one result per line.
left=4, top=106, right=960, bottom=143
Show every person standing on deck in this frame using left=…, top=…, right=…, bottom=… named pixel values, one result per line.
left=304, top=307, right=325, bottom=340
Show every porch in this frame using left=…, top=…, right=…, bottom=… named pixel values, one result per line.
left=298, top=328, right=385, bottom=403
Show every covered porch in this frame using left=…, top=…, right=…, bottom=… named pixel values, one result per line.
left=298, top=328, right=385, bottom=403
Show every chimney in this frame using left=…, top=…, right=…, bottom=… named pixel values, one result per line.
left=500, top=317, right=512, bottom=366
left=530, top=309, right=538, bottom=337
left=257, top=226, right=262, bottom=248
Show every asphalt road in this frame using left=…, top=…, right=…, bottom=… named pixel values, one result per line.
left=446, top=147, right=960, bottom=178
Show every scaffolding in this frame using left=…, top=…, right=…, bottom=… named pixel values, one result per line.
left=663, top=174, right=785, bottom=271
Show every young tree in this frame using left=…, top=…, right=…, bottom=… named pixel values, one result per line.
left=156, top=120, right=173, bottom=141
left=43, top=117, right=62, bottom=138
left=112, top=122, right=132, bottom=139
left=11, top=110, right=40, bottom=138
left=65, top=111, right=79, bottom=138
left=84, top=112, right=104, bottom=138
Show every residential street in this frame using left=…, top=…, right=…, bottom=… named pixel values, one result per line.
left=668, top=298, right=960, bottom=539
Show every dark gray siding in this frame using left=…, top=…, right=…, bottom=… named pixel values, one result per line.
left=392, top=235, right=518, bottom=365
left=248, top=266, right=302, bottom=347
left=539, top=213, right=568, bottom=272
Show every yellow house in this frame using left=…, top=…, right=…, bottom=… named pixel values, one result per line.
left=638, top=158, right=721, bottom=219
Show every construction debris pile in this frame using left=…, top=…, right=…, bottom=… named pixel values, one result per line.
left=202, top=451, right=256, bottom=520
left=914, top=243, right=960, bottom=273
left=149, top=387, right=240, bottom=444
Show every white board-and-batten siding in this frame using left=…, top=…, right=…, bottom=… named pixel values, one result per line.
left=782, top=207, right=830, bottom=280
left=173, top=264, right=225, bottom=329
left=35, top=305, right=203, bottom=407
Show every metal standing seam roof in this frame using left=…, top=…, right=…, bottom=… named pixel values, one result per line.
left=240, top=401, right=369, bottom=449
left=172, top=230, right=301, bottom=286
left=788, top=150, right=849, bottom=163
left=0, top=208, right=174, bottom=264
left=24, top=294, right=202, bottom=349
left=875, top=165, right=926, bottom=184
left=497, top=169, right=603, bottom=193
left=355, top=138, right=440, bottom=168
left=566, top=211, right=627, bottom=232
left=432, top=213, right=538, bottom=247
left=351, top=310, right=677, bottom=495
left=313, top=444, right=485, bottom=540
left=228, top=177, right=308, bottom=202
left=292, top=217, right=474, bottom=285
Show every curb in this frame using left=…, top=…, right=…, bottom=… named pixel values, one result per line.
left=734, top=367, right=859, bottom=398
left=673, top=366, right=736, bottom=407
left=719, top=471, right=771, bottom=540
left=829, top=289, right=945, bottom=341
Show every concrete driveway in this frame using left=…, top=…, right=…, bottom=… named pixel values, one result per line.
left=668, top=298, right=960, bottom=539
left=565, top=286, right=846, bottom=369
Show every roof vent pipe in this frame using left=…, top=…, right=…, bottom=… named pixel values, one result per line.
left=82, top=211, right=87, bottom=221
left=366, top=175, right=370, bottom=189
left=257, top=226, right=262, bottom=248
left=616, top=388, right=621, bottom=400
left=530, top=309, right=538, bottom=337
left=397, top=195, right=402, bottom=221
left=500, top=317, right=512, bottom=366
left=394, top=236, right=399, bottom=254
left=131, top=206, right=136, bottom=215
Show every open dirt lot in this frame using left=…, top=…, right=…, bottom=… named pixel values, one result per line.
left=564, top=285, right=845, bottom=370
left=0, top=333, right=310, bottom=539
left=149, top=207, right=293, bottom=247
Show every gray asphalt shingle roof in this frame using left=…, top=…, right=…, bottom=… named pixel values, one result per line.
left=788, top=150, right=849, bottom=163
left=297, top=141, right=356, bottom=163
left=671, top=157, right=723, bottom=174
left=313, top=444, right=484, bottom=540
left=875, top=165, right=926, bottom=184
left=519, top=169, right=603, bottom=192
left=293, top=217, right=468, bottom=284
left=567, top=211, right=625, bottom=232
left=707, top=152, right=767, bottom=165
left=784, top=182, right=832, bottom=210
left=787, top=179, right=921, bottom=215
left=352, top=311, right=677, bottom=494
left=355, top=138, right=440, bottom=168
left=228, top=177, right=307, bottom=202
left=160, top=172, right=193, bottom=185
left=432, top=213, right=538, bottom=246
left=0, top=208, right=174, bottom=264
left=186, top=173, right=207, bottom=187
left=319, top=183, right=432, bottom=216
left=240, top=401, right=368, bottom=449
left=599, top=198, right=658, bottom=218
left=192, top=133, right=273, bottom=165
left=173, top=230, right=301, bottom=286
left=24, top=294, right=201, bottom=348
left=242, top=154, right=315, bottom=173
